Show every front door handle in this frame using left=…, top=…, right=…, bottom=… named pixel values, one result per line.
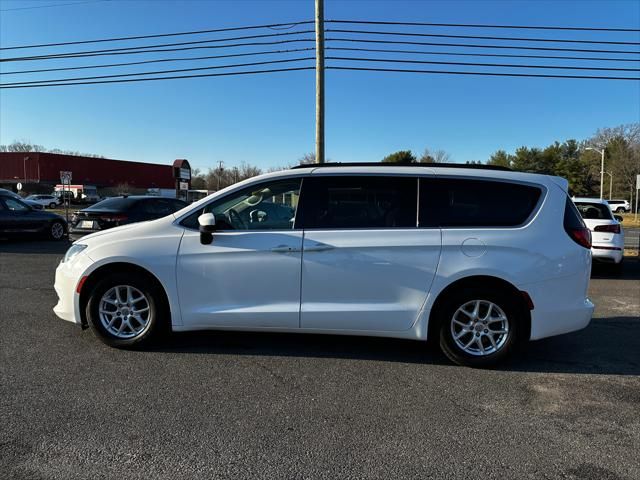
left=271, top=245, right=299, bottom=253
left=305, top=243, right=335, bottom=252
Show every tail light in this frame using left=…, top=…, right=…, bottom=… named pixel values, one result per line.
left=568, top=227, right=592, bottom=249
left=594, top=224, right=621, bottom=234
left=100, top=214, right=128, bottom=223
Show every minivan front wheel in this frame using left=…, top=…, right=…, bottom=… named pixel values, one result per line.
left=438, top=288, right=521, bottom=367
left=86, top=273, right=166, bottom=348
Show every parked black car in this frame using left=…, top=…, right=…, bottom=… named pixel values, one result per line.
left=0, top=193, right=67, bottom=240
left=69, top=196, right=188, bottom=238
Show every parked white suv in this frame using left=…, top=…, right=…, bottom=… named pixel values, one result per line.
left=574, top=198, right=625, bottom=269
left=606, top=199, right=631, bottom=213
left=54, top=164, right=594, bottom=367
left=25, top=194, right=62, bottom=209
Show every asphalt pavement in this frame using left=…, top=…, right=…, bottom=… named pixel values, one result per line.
left=1, top=240, right=639, bottom=480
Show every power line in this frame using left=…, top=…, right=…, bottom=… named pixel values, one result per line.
left=0, top=0, right=108, bottom=12
left=0, top=48, right=315, bottom=75
left=325, top=28, right=640, bottom=46
left=0, top=20, right=314, bottom=50
left=0, top=66, right=315, bottom=89
left=326, top=37, right=640, bottom=55
left=325, top=56, right=640, bottom=72
left=326, top=65, right=640, bottom=81
left=327, top=19, right=640, bottom=33
left=1, top=57, right=315, bottom=86
left=0, top=38, right=315, bottom=63
left=0, top=30, right=315, bottom=62
left=326, top=46, right=640, bottom=63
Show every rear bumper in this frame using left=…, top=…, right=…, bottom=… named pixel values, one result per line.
left=520, top=274, right=594, bottom=341
left=591, top=247, right=624, bottom=264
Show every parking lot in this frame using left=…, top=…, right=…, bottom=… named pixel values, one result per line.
left=1, top=240, right=639, bottom=480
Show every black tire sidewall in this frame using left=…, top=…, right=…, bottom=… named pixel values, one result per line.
left=86, top=272, right=165, bottom=348
left=438, top=287, right=522, bottom=367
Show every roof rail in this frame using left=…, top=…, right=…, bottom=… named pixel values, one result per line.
left=291, top=162, right=511, bottom=171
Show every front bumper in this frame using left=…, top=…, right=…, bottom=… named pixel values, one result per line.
left=53, top=252, right=93, bottom=325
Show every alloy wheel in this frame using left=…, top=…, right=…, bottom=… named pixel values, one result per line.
left=98, top=285, right=152, bottom=339
left=450, top=300, right=510, bottom=356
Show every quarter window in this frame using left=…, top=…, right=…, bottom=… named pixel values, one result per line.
left=299, top=176, right=417, bottom=229
left=420, top=178, right=542, bottom=228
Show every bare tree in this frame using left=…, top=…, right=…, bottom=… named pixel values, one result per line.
left=419, top=148, right=451, bottom=163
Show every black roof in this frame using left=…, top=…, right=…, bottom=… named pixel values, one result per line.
left=291, top=162, right=511, bottom=171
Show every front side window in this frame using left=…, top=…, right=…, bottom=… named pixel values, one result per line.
left=182, top=178, right=301, bottom=231
left=420, top=178, right=542, bottom=228
left=299, top=176, right=417, bottom=229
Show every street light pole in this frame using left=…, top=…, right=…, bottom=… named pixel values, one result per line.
left=315, top=0, right=325, bottom=164
left=586, top=147, right=605, bottom=199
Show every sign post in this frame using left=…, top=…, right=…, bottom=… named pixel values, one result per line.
left=60, top=171, right=72, bottom=230
left=635, top=174, right=639, bottom=222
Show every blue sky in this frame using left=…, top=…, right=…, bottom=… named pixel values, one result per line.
left=1, top=0, right=639, bottom=172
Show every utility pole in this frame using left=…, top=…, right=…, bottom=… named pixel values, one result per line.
left=315, top=0, right=325, bottom=164
left=216, top=160, right=224, bottom=191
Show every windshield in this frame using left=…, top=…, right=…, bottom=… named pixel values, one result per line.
left=574, top=202, right=613, bottom=220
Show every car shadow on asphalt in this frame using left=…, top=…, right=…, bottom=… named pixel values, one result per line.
left=591, top=257, right=640, bottom=280
left=0, top=238, right=71, bottom=254
left=152, top=315, right=640, bottom=375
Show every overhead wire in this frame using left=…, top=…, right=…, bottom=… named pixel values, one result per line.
left=324, top=37, right=640, bottom=55
left=1, top=57, right=316, bottom=86
left=0, top=66, right=316, bottom=89
left=0, top=21, right=314, bottom=50
left=326, top=19, right=640, bottom=33
left=326, top=65, right=640, bottom=81
left=0, top=30, right=315, bottom=62
left=325, top=56, right=640, bottom=72
left=324, top=28, right=640, bottom=46
left=0, top=48, right=315, bottom=75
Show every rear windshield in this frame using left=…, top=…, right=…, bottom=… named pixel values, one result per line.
left=574, top=202, right=613, bottom=220
left=85, top=197, right=138, bottom=211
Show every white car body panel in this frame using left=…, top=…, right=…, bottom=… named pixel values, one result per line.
left=54, top=166, right=594, bottom=344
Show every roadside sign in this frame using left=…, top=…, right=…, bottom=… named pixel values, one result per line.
left=16, top=182, right=22, bottom=191
left=179, top=181, right=189, bottom=190
left=60, top=171, right=72, bottom=183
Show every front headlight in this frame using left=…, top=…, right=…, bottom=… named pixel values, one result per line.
left=63, top=244, right=87, bottom=263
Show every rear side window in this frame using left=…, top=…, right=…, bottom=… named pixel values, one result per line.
left=299, top=176, right=417, bottom=229
left=420, top=178, right=542, bottom=228
left=564, top=198, right=587, bottom=230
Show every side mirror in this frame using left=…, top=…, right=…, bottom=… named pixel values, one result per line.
left=614, top=215, right=623, bottom=222
left=198, top=213, right=216, bottom=245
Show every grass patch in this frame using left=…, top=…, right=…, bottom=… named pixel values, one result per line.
left=619, top=213, right=640, bottom=228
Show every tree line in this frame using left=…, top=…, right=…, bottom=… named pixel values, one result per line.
left=380, top=123, right=639, bottom=203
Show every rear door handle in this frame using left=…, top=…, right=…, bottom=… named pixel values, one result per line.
left=305, top=243, right=334, bottom=252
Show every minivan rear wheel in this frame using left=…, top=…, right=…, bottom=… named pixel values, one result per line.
left=86, top=272, right=166, bottom=348
left=437, top=287, right=521, bottom=367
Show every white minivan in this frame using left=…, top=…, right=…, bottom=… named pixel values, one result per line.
left=54, top=164, right=594, bottom=367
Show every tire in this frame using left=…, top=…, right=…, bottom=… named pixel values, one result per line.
left=86, top=272, right=167, bottom=348
left=49, top=221, right=65, bottom=241
left=49, top=202, right=57, bottom=209
left=437, top=287, right=523, bottom=367
left=610, top=260, right=624, bottom=275
left=616, top=207, right=625, bottom=213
